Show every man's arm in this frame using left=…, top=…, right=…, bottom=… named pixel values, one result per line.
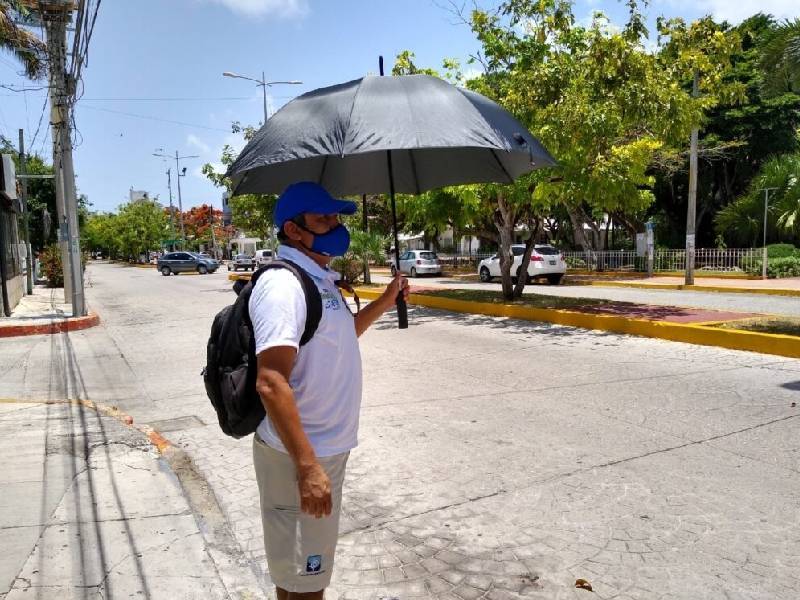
left=255, top=347, right=331, bottom=518
left=353, top=272, right=410, bottom=337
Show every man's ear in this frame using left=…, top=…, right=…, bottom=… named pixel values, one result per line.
left=283, top=221, right=303, bottom=242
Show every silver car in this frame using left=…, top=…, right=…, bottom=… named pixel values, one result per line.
left=390, top=250, right=442, bottom=277
left=228, top=253, right=255, bottom=271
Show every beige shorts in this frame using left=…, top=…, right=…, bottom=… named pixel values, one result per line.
left=252, top=434, right=349, bottom=593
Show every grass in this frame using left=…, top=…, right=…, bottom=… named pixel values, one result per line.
left=714, top=317, right=800, bottom=337
left=411, top=288, right=606, bottom=310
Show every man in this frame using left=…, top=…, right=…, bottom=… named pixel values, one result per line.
left=250, top=181, right=409, bottom=599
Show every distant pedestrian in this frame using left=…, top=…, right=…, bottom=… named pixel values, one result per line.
left=250, top=181, right=408, bottom=599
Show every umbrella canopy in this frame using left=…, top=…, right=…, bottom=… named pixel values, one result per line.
left=227, top=74, right=556, bottom=196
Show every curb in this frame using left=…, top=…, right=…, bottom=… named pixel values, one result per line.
left=0, top=312, right=101, bottom=338
left=584, top=281, right=800, bottom=297
left=353, top=288, right=800, bottom=360
left=0, top=397, right=172, bottom=454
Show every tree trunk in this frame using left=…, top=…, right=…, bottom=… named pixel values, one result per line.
left=495, top=193, right=516, bottom=299
left=567, top=205, right=594, bottom=251
left=512, top=233, right=536, bottom=299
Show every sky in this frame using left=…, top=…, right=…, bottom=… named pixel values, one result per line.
left=0, top=0, right=797, bottom=214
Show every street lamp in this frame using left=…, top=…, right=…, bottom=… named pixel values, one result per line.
left=222, top=70, right=302, bottom=123
left=153, top=150, right=199, bottom=247
left=759, top=187, right=779, bottom=280
left=223, top=71, right=302, bottom=252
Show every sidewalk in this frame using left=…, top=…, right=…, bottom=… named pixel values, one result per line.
left=0, top=398, right=261, bottom=599
left=583, top=275, right=800, bottom=297
left=0, top=285, right=99, bottom=337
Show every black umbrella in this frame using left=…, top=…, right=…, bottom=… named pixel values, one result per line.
left=228, top=65, right=556, bottom=328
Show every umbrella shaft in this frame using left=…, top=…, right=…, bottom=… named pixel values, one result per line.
left=387, top=150, right=408, bottom=329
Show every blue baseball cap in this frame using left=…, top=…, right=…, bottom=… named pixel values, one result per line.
left=274, top=182, right=357, bottom=229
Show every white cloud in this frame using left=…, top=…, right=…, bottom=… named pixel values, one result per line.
left=187, top=134, right=211, bottom=154
left=202, top=0, right=309, bottom=18
left=657, top=0, right=798, bottom=24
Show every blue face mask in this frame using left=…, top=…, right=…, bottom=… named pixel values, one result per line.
left=298, top=223, right=351, bottom=257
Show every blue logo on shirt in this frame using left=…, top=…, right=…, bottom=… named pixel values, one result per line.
left=321, top=289, right=341, bottom=310
left=306, top=554, right=322, bottom=573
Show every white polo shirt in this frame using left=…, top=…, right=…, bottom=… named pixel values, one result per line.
left=248, top=245, right=362, bottom=457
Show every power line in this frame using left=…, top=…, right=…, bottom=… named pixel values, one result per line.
left=76, top=103, right=231, bottom=132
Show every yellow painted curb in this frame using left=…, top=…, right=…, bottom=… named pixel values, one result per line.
left=587, top=281, right=800, bottom=297
left=354, top=287, right=800, bottom=360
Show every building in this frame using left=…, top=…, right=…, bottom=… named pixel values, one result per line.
left=221, top=191, right=232, bottom=226
left=129, top=189, right=151, bottom=202
left=0, top=154, right=24, bottom=316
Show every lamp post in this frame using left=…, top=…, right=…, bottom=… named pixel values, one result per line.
left=153, top=150, right=199, bottom=248
left=222, top=70, right=302, bottom=124
left=222, top=72, right=302, bottom=253
left=760, top=187, right=779, bottom=280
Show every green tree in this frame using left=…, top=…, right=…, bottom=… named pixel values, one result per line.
left=114, top=199, right=169, bottom=261
left=760, top=18, right=800, bottom=96
left=715, top=152, right=800, bottom=246
left=202, top=122, right=278, bottom=249
left=456, top=0, right=705, bottom=296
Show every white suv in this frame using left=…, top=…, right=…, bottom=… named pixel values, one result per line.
left=478, top=244, right=566, bottom=284
left=253, top=249, right=273, bottom=267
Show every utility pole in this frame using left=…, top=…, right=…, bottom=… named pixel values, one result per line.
left=18, top=130, right=34, bottom=294
left=209, top=203, right=217, bottom=257
left=166, top=167, right=175, bottom=247
left=760, top=187, right=778, bottom=280
left=685, top=69, right=699, bottom=286
left=42, top=2, right=85, bottom=316
left=153, top=151, right=197, bottom=248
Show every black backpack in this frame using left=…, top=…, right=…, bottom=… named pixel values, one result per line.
left=203, top=260, right=322, bottom=438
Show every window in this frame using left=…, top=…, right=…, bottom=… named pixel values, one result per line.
left=164, top=253, right=178, bottom=260
left=512, top=246, right=525, bottom=256
left=176, top=253, right=192, bottom=260
left=534, top=246, right=560, bottom=255
left=420, top=252, right=437, bottom=260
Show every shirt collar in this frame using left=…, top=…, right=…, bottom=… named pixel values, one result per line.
left=277, top=245, right=340, bottom=282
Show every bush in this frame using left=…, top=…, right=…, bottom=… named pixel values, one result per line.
left=331, top=255, right=365, bottom=284
left=766, top=244, right=799, bottom=259
left=749, top=256, right=800, bottom=278
left=40, top=244, right=64, bottom=288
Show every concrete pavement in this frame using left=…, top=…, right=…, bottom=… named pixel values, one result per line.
left=0, top=399, right=260, bottom=599
left=2, top=262, right=799, bottom=599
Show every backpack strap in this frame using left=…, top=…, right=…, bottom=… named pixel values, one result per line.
left=245, top=259, right=323, bottom=347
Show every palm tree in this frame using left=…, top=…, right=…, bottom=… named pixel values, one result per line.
left=760, top=18, right=800, bottom=96
left=715, top=153, right=800, bottom=246
left=0, top=0, right=47, bottom=79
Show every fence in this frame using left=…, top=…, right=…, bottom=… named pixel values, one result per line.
left=561, top=248, right=761, bottom=273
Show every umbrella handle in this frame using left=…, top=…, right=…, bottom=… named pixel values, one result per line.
left=396, top=294, right=408, bottom=329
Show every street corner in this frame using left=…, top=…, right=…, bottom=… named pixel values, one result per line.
left=0, top=311, right=101, bottom=338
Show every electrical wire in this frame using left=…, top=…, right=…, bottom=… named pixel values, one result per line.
left=76, top=103, right=231, bottom=132
left=28, top=94, right=49, bottom=156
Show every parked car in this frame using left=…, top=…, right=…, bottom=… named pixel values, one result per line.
left=390, top=250, right=442, bottom=277
left=157, top=251, right=219, bottom=276
left=253, top=249, right=274, bottom=267
left=478, top=244, right=566, bottom=284
left=228, top=253, right=255, bottom=271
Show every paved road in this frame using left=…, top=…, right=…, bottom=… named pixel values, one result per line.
left=371, top=274, right=800, bottom=317
left=2, top=261, right=799, bottom=599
